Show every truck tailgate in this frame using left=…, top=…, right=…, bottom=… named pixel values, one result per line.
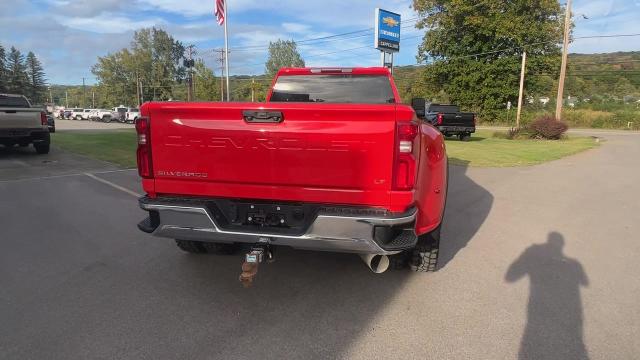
left=0, top=108, right=43, bottom=129
left=147, top=102, right=399, bottom=206
left=441, top=112, right=474, bottom=127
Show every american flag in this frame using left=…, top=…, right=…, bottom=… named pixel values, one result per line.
left=214, top=0, right=225, bottom=25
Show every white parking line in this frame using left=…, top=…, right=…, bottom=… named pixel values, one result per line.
left=84, top=172, right=142, bottom=198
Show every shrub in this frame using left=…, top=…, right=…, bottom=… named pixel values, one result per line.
left=529, top=116, right=569, bottom=140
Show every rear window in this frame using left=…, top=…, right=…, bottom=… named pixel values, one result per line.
left=129, top=108, right=139, bottom=112
left=270, top=75, right=395, bottom=104
left=0, top=95, right=30, bottom=108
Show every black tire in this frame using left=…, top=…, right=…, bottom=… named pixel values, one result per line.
left=409, top=226, right=441, bottom=272
left=388, top=251, right=410, bottom=270
left=175, top=239, right=207, bottom=254
left=202, top=242, right=241, bottom=255
left=459, top=133, right=471, bottom=142
left=34, top=143, right=50, bottom=154
left=103, top=115, right=112, bottom=123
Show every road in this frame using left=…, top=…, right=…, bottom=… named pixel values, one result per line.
left=1, top=132, right=639, bottom=360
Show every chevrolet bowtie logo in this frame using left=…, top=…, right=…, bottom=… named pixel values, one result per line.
left=382, top=16, right=399, bottom=27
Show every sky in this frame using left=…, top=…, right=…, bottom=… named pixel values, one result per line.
left=0, top=0, right=639, bottom=85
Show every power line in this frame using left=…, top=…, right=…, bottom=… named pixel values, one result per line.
left=202, top=17, right=422, bottom=55
left=228, top=34, right=425, bottom=72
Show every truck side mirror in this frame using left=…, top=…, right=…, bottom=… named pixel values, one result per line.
left=411, top=98, right=426, bottom=118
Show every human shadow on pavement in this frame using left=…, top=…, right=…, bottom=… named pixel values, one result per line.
left=438, top=159, right=494, bottom=269
left=506, top=232, right=590, bottom=360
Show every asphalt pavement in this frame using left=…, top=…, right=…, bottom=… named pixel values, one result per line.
left=55, top=118, right=135, bottom=130
left=1, top=132, right=639, bottom=360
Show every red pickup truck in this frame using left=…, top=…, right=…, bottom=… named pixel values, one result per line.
left=136, top=67, right=447, bottom=281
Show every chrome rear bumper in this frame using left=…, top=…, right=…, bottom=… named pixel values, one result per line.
left=138, top=197, right=417, bottom=255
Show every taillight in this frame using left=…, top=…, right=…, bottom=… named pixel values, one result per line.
left=393, top=122, right=419, bottom=190
left=436, top=113, right=443, bottom=125
left=135, top=117, right=153, bottom=178
left=40, top=112, right=47, bottom=126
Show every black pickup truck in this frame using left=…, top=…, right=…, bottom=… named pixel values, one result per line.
left=411, top=99, right=475, bottom=141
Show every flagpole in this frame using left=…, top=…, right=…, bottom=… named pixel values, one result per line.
left=223, top=0, right=230, bottom=101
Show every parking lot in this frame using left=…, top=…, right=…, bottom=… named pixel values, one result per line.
left=1, top=130, right=639, bottom=360
left=55, top=118, right=135, bottom=131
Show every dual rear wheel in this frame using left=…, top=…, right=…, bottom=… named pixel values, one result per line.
left=389, top=225, right=441, bottom=272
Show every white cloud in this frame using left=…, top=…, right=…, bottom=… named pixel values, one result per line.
left=51, top=0, right=130, bottom=17
left=65, top=14, right=165, bottom=34
left=282, top=22, right=311, bottom=34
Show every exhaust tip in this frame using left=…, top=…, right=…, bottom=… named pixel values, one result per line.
left=360, top=254, right=390, bottom=274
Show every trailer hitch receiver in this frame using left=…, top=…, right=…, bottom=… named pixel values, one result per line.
left=239, top=245, right=273, bottom=288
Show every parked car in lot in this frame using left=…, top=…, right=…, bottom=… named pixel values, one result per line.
left=89, top=109, right=114, bottom=121
left=80, top=109, right=94, bottom=120
left=411, top=100, right=476, bottom=141
left=113, top=106, right=128, bottom=122
left=46, top=114, right=55, bottom=133
left=68, top=108, right=84, bottom=120
left=125, top=108, right=139, bottom=123
left=136, top=67, right=448, bottom=284
left=0, top=93, right=50, bottom=154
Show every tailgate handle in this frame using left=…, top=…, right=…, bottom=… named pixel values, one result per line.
left=243, top=110, right=283, bottom=123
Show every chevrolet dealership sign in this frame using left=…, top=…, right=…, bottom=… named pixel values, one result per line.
left=374, top=8, right=401, bottom=52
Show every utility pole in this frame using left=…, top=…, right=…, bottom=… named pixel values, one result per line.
left=65, top=91, right=68, bottom=108
left=139, top=79, right=144, bottom=105
left=555, top=0, right=572, bottom=120
left=516, top=51, right=527, bottom=129
left=223, top=0, right=230, bottom=102
left=215, top=49, right=225, bottom=101
left=82, top=77, right=86, bottom=108
left=251, top=78, right=255, bottom=102
left=92, top=91, right=95, bottom=108
left=136, top=73, right=141, bottom=107
left=185, top=45, right=195, bottom=101
left=49, top=87, right=53, bottom=105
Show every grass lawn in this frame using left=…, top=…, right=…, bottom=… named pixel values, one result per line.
left=51, top=129, right=599, bottom=169
left=446, top=130, right=599, bottom=167
left=52, top=130, right=137, bottom=168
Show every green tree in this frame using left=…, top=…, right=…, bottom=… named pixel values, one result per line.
left=613, top=77, right=636, bottom=97
left=413, top=0, right=563, bottom=119
left=92, top=27, right=186, bottom=106
left=193, top=60, right=219, bottom=101
left=231, top=78, right=267, bottom=102
left=25, top=51, right=47, bottom=104
left=265, top=39, right=304, bottom=78
left=6, top=46, right=29, bottom=95
left=0, top=45, right=7, bottom=92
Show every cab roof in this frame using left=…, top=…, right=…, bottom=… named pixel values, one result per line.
left=276, top=67, right=392, bottom=76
